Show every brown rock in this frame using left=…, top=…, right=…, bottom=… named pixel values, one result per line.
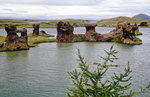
left=56, top=21, right=74, bottom=42
left=4, top=24, right=28, bottom=48
left=138, top=22, right=148, bottom=26
left=32, top=24, right=40, bottom=36
left=84, top=22, right=138, bottom=42
left=40, top=30, right=48, bottom=35
left=85, top=23, right=103, bottom=42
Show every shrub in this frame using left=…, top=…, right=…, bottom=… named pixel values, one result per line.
left=67, top=45, right=134, bottom=97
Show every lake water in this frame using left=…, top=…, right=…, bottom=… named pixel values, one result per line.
left=0, top=27, right=150, bottom=97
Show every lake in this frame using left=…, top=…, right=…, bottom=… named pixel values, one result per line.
left=0, top=27, right=150, bottom=97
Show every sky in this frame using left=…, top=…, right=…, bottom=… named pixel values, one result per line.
left=0, top=0, right=149, bottom=20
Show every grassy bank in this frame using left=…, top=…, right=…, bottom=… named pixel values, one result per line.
left=28, top=34, right=57, bottom=47
left=0, top=19, right=87, bottom=28
left=0, top=34, right=56, bottom=51
left=97, top=16, right=150, bottom=27
left=111, top=37, right=142, bottom=45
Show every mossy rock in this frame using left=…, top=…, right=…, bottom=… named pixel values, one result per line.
left=135, top=30, right=143, bottom=36
left=0, top=43, right=29, bottom=52
left=122, top=38, right=142, bottom=45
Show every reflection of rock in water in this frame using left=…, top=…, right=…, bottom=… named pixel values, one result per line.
left=57, top=42, right=73, bottom=47
left=56, top=21, right=74, bottom=42
left=1, top=24, right=29, bottom=50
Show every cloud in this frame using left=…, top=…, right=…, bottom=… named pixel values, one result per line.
left=0, top=0, right=149, bottom=20
left=0, top=0, right=101, bottom=6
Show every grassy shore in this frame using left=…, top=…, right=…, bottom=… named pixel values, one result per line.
left=97, top=16, right=150, bottom=27
left=0, top=18, right=150, bottom=28
left=0, top=34, right=56, bottom=52
left=0, top=19, right=87, bottom=28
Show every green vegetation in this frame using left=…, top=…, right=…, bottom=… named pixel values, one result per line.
left=97, top=16, right=150, bottom=27
left=111, top=37, right=142, bottom=45
left=122, top=38, right=142, bottom=45
left=0, top=19, right=25, bottom=23
left=0, top=19, right=87, bottom=28
left=111, top=38, right=121, bottom=43
left=67, top=46, right=134, bottom=97
left=0, top=34, right=56, bottom=51
left=46, top=19, right=86, bottom=26
left=67, top=46, right=150, bottom=97
left=73, top=34, right=87, bottom=42
left=28, top=34, right=57, bottom=47
left=135, top=30, right=143, bottom=36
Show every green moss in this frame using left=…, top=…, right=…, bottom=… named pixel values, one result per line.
left=28, top=34, right=57, bottom=47
left=0, top=43, right=29, bottom=52
left=0, top=36, right=5, bottom=44
left=122, top=38, right=142, bottom=45
left=0, top=34, right=57, bottom=51
left=111, top=38, right=121, bottom=43
left=73, top=34, right=87, bottom=42
left=135, top=30, right=143, bottom=36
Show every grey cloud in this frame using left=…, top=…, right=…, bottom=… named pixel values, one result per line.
left=0, top=0, right=102, bottom=6
left=2, top=9, right=13, bottom=11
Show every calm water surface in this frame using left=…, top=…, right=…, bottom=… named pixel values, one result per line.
left=0, top=27, right=150, bottom=97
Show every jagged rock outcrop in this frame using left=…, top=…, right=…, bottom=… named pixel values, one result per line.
left=85, top=23, right=103, bottom=42
left=138, top=22, right=148, bottom=26
left=40, top=30, right=48, bottom=35
left=32, top=24, right=40, bottom=36
left=3, top=24, right=29, bottom=50
left=84, top=22, right=141, bottom=44
left=57, top=21, right=74, bottom=42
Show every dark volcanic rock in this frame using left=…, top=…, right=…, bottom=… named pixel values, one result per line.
left=32, top=24, right=40, bottom=36
left=4, top=24, right=28, bottom=49
left=57, top=21, right=74, bottom=42
left=40, top=30, right=48, bottom=35
left=84, top=22, right=138, bottom=42
left=138, top=22, right=148, bottom=26
left=85, top=23, right=103, bottom=42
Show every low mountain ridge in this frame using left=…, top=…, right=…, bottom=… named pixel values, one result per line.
left=133, top=14, right=150, bottom=20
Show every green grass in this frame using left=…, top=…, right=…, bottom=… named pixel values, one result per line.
left=46, top=19, right=86, bottom=26
left=111, top=37, right=142, bottom=45
left=0, top=34, right=57, bottom=51
left=0, top=19, right=87, bottom=28
left=27, top=33, right=56, bottom=47
left=0, top=19, right=25, bottom=23
left=111, top=38, right=121, bottom=43
left=97, top=16, right=150, bottom=27
left=73, top=34, right=87, bottom=42
left=135, top=30, right=143, bottom=35
left=122, top=38, right=142, bottom=45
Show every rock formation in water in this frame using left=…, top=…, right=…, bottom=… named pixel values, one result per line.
left=84, top=22, right=141, bottom=44
left=32, top=24, right=40, bottom=36
left=85, top=23, right=103, bottom=42
left=138, top=22, right=148, bottom=26
left=3, top=24, right=29, bottom=50
left=56, top=21, right=74, bottom=42
left=40, top=30, right=48, bottom=35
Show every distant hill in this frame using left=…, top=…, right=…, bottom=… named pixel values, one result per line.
left=133, top=14, right=150, bottom=20
left=0, top=19, right=25, bottom=23
left=46, top=19, right=88, bottom=26
left=97, top=16, right=150, bottom=27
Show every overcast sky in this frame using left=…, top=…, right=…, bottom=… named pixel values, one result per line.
left=0, top=0, right=149, bottom=20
